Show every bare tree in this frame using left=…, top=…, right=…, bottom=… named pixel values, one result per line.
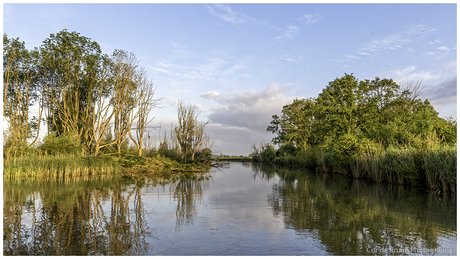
left=89, top=57, right=120, bottom=156
left=400, top=79, right=424, bottom=101
left=189, top=121, right=210, bottom=161
left=174, top=100, right=210, bottom=163
left=111, top=49, right=142, bottom=154
left=128, top=80, right=161, bottom=156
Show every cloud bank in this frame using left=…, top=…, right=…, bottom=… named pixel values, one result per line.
left=200, top=84, right=299, bottom=155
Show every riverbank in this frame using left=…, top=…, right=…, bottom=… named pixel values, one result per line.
left=212, top=157, right=252, bottom=162
left=253, top=142, right=457, bottom=193
left=3, top=152, right=211, bottom=180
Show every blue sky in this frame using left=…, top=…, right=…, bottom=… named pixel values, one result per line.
left=3, top=3, right=457, bottom=155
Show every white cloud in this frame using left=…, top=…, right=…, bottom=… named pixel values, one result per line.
left=275, top=25, right=299, bottom=39
left=280, top=54, right=296, bottom=62
left=394, top=65, right=418, bottom=75
left=206, top=4, right=246, bottom=25
left=344, top=54, right=360, bottom=60
left=200, top=84, right=300, bottom=154
left=296, top=13, right=321, bottom=24
left=207, top=4, right=302, bottom=41
left=203, top=84, right=298, bottom=133
left=201, top=91, right=230, bottom=104
left=149, top=66, right=171, bottom=74
left=363, top=34, right=410, bottom=52
left=361, top=24, right=437, bottom=55
left=436, top=46, right=449, bottom=51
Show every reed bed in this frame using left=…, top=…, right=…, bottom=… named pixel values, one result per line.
left=346, top=143, right=456, bottom=193
left=3, top=153, right=122, bottom=180
left=422, top=144, right=457, bottom=193
left=266, top=138, right=457, bottom=193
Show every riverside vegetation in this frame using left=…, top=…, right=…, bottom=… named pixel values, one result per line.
left=3, top=30, right=213, bottom=180
left=252, top=74, right=457, bottom=193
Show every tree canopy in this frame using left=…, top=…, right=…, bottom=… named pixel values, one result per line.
left=3, top=30, right=160, bottom=157
left=268, top=73, right=456, bottom=150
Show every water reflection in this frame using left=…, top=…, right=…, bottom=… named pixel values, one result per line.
left=254, top=164, right=456, bottom=255
left=3, top=173, right=210, bottom=255
left=3, top=164, right=456, bottom=255
left=170, top=174, right=209, bottom=231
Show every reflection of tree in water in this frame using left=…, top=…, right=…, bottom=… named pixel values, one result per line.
left=170, top=173, right=210, bottom=231
left=3, top=176, right=152, bottom=255
left=248, top=163, right=278, bottom=182
left=261, top=166, right=456, bottom=255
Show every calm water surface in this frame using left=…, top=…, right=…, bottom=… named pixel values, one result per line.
left=3, top=162, right=457, bottom=255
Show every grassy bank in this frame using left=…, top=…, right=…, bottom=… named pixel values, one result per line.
left=3, top=153, right=121, bottom=179
left=253, top=141, right=457, bottom=193
left=3, top=152, right=211, bottom=180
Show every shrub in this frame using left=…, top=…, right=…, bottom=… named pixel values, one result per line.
left=275, top=143, right=297, bottom=157
left=330, top=133, right=359, bottom=175
left=261, top=144, right=277, bottom=163
left=38, top=131, right=82, bottom=156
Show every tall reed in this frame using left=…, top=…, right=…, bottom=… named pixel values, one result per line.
left=331, top=139, right=456, bottom=192
left=423, top=144, right=457, bottom=193
left=3, top=153, right=121, bottom=180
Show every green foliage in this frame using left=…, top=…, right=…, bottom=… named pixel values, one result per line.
left=423, top=144, right=457, bottom=193
left=433, top=116, right=457, bottom=144
left=315, top=73, right=360, bottom=140
left=261, top=144, right=277, bottom=163
left=275, top=143, right=298, bottom=158
left=195, top=148, right=213, bottom=161
left=330, top=133, right=359, bottom=175
left=38, top=131, right=82, bottom=156
left=268, top=98, right=317, bottom=149
left=383, top=145, right=419, bottom=185
left=263, top=73, right=456, bottom=191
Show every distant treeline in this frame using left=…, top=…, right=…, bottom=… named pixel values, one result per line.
left=252, top=74, right=456, bottom=193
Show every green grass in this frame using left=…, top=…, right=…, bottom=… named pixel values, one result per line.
left=4, top=148, right=214, bottom=181
left=3, top=153, right=121, bottom=179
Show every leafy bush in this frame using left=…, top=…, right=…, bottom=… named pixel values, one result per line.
left=261, top=144, right=277, bottom=163
left=195, top=148, right=213, bottom=161
left=38, top=131, right=82, bottom=156
left=330, top=133, right=359, bottom=175
left=275, top=143, right=298, bottom=157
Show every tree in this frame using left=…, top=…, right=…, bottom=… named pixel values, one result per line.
left=111, top=49, right=143, bottom=154
left=267, top=74, right=452, bottom=151
left=174, top=100, right=210, bottom=163
left=128, top=81, right=161, bottom=156
left=89, top=55, right=119, bottom=156
left=38, top=29, right=104, bottom=154
left=314, top=73, right=360, bottom=140
left=3, top=34, right=43, bottom=157
left=267, top=98, right=316, bottom=152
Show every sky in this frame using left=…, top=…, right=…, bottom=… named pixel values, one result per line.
left=3, top=3, right=457, bottom=155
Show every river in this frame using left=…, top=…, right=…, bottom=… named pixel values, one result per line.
left=3, top=162, right=457, bottom=255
